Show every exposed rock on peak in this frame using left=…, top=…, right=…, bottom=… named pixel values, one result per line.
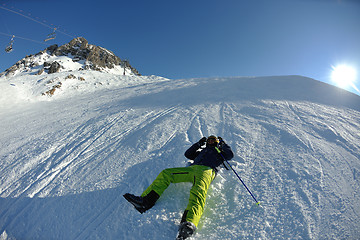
left=49, top=37, right=121, bottom=69
left=1, top=37, right=140, bottom=77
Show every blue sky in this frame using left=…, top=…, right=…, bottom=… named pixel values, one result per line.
left=1, top=0, right=359, bottom=95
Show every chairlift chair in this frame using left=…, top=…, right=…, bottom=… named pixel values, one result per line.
left=44, top=28, right=57, bottom=42
left=5, top=45, right=13, bottom=53
left=5, top=35, right=15, bottom=53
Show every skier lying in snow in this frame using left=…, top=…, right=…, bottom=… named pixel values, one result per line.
left=124, top=135, right=234, bottom=239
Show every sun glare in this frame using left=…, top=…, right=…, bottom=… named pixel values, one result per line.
left=331, top=64, right=357, bottom=89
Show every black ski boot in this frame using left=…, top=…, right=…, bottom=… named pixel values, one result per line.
left=123, top=190, right=159, bottom=214
left=176, top=221, right=196, bottom=240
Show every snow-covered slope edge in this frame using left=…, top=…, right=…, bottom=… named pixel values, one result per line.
left=0, top=75, right=359, bottom=240
left=0, top=70, right=169, bottom=111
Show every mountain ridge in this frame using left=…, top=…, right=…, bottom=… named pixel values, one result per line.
left=0, top=37, right=140, bottom=77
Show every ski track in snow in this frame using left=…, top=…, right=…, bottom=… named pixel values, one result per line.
left=0, top=75, right=360, bottom=239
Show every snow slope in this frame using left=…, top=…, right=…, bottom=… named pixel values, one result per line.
left=0, top=72, right=360, bottom=240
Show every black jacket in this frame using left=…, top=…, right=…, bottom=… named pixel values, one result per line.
left=184, top=142, right=234, bottom=172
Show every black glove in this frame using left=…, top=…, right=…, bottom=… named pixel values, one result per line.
left=217, top=136, right=225, bottom=148
left=198, top=137, right=207, bottom=146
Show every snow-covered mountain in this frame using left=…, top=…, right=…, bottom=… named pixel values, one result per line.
left=0, top=49, right=360, bottom=239
left=1, top=37, right=140, bottom=77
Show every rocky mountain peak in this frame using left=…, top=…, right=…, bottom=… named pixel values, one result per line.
left=1, top=37, right=140, bottom=77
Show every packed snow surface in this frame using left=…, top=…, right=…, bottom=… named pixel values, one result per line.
left=0, top=72, right=360, bottom=240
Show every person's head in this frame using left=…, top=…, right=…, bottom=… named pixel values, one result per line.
left=206, top=135, right=219, bottom=147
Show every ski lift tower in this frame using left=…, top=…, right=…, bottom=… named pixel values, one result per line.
left=122, top=60, right=129, bottom=75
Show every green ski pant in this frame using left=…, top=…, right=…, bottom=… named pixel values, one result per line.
left=141, top=165, right=216, bottom=227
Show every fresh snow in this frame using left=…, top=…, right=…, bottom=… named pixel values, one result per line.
left=0, top=69, right=360, bottom=240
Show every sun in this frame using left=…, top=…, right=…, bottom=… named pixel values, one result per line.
left=331, top=64, right=357, bottom=89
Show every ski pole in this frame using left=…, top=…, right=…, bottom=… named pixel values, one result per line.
left=215, top=147, right=260, bottom=205
left=225, top=159, right=260, bottom=205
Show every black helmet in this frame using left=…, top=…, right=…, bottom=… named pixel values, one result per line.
left=206, top=135, right=219, bottom=146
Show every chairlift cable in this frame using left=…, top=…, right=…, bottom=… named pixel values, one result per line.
left=0, top=5, right=76, bottom=39
left=0, top=31, right=49, bottom=45
left=0, top=10, right=11, bottom=34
